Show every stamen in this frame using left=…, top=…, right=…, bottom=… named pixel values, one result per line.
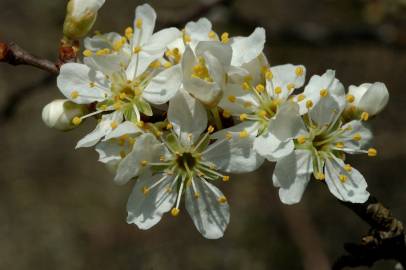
left=71, top=91, right=79, bottom=99
left=265, top=70, right=273, bottom=80
left=218, top=196, right=227, bottom=204
left=72, top=116, right=82, bottom=125
left=353, top=133, right=362, bottom=141
left=295, top=66, right=304, bottom=76
left=339, top=174, right=348, bottom=183
left=125, top=27, right=133, bottom=39
left=133, top=46, right=142, bottom=54
left=222, top=175, right=230, bottom=182
left=239, top=130, right=249, bottom=138
left=228, top=95, right=236, bottom=103
left=368, top=148, right=377, bottom=157
left=297, top=94, right=305, bottom=102
left=135, top=18, right=143, bottom=29
left=221, top=32, right=229, bottom=43
left=140, top=160, right=148, bottom=166
left=240, top=113, right=248, bottom=121
left=297, top=135, right=306, bottom=144
left=306, top=100, right=313, bottom=109
left=320, top=89, right=328, bottom=97
left=83, top=50, right=93, bottom=57
left=222, top=110, right=231, bottom=118
left=343, top=164, right=352, bottom=172
left=346, top=94, right=355, bottom=103
left=360, top=112, right=369, bottom=121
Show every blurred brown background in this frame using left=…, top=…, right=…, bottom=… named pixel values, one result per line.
left=0, top=0, right=405, bottom=269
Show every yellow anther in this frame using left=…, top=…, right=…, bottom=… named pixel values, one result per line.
left=72, top=117, right=82, bottom=126
left=159, top=155, right=166, bottom=162
left=344, top=164, right=352, bottom=172
left=258, top=110, right=268, bottom=118
left=125, top=27, right=133, bottom=39
left=100, top=104, right=107, bottom=111
left=306, top=100, right=313, bottom=109
left=256, top=84, right=265, bottom=93
left=208, top=31, right=217, bottom=40
left=140, top=160, right=148, bottom=166
left=94, top=30, right=102, bottom=36
left=113, top=102, right=122, bottom=110
left=70, top=91, right=79, bottom=99
left=89, top=82, right=96, bottom=88
left=239, top=130, right=249, bottom=138
left=320, top=89, right=329, bottom=97
left=295, top=66, right=304, bottom=76
left=221, top=32, right=229, bottom=43
left=133, top=46, right=142, bottom=54
left=265, top=70, right=273, bottom=80
left=368, top=148, right=377, bottom=157
left=353, top=133, right=362, bottom=141
left=228, top=95, right=236, bottom=103
left=96, top=48, right=110, bottom=56
left=207, top=125, right=215, bottom=134
left=83, top=50, right=93, bottom=57
left=110, top=121, right=118, bottom=129
left=155, top=130, right=162, bottom=137
left=188, top=133, right=193, bottom=141
left=171, top=208, right=180, bottom=217
left=113, top=40, right=124, bottom=51
left=335, top=142, right=344, bottom=148
left=346, top=94, right=355, bottom=103
left=128, top=137, right=135, bottom=145
left=137, top=121, right=144, bottom=128
left=297, top=135, right=306, bottom=144
left=166, top=123, right=173, bottom=130
left=239, top=113, right=248, bottom=121
left=360, top=112, right=369, bottom=121
left=225, top=132, right=233, bottom=140
left=119, top=92, right=127, bottom=100
left=222, top=175, right=230, bottom=182
left=120, top=151, right=127, bottom=159
left=287, top=83, right=295, bottom=91
left=163, top=62, right=173, bottom=68
left=142, top=186, right=150, bottom=195
left=242, top=81, right=251, bottom=91
left=183, top=34, right=191, bottom=44
left=339, top=174, right=348, bottom=183
left=274, top=86, right=282, bottom=95
left=243, top=101, right=252, bottom=108
left=244, top=75, right=253, bottom=82
left=135, top=18, right=143, bottom=29
left=222, top=110, right=231, bottom=118
left=194, top=192, right=200, bottom=199
left=218, top=196, right=227, bottom=204
left=315, top=172, right=325, bottom=180
left=149, top=60, right=161, bottom=69
left=297, top=94, right=305, bottom=102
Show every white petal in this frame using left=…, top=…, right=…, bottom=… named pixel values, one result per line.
left=103, top=121, right=142, bottom=141
left=309, top=94, right=343, bottom=127
left=127, top=173, right=177, bottom=230
left=143, top=65, right=182, bottom=104
left=182, top=47, right=223, bottom=107
left=324, top=157, right=369, bottom=203
left=76, top=112, right=122, bottom=148
left=254, top=133, right=294, bottom=161
left=84, top=53, right=131, bottom=77
left=143, top=28, right=182, bottom=53
left=132, top=4, right=156, bottom=46
left=269, top=102, right=306, bottom=141
left=114, top=133, right=165, bottom=185
left=231, top=27, right=266, bottom=67
left=168, top=89, right=208, bottom=145
left=339, top=120, right=373, bottom=153
left=72, top=0, right=105, bottom=18
left=218, top=83, right=258, bottom=114
left=185, top=18, right=213, bottom=50
left=268, top=64, right=306, bottom=100
left=185, top=179, right=230, bottom=239
left=211, top=121, right=259, bottom=141
left=299, top=69, right=345, bottom=114
left=203, top=135, right=264, bottom=173
left=57, top=63, right=110, bottom=104
left=95, top=140, right=129, bottom=163
left=196, top=41, right=232, bottom=67
left=272, top=150, right=313, bottom=204
left=355, top=82, right=389, bottom=115
left=126, top=50, right=162, bottom=80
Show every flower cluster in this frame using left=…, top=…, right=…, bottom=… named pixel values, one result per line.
left=43, top=3, right=389, bottom=239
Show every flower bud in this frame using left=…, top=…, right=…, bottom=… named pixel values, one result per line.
left=42, top=99, right=88, bottom=131
left=346, top=82, right=389, bottom=116
left=63, top=0, right=106, bottom=40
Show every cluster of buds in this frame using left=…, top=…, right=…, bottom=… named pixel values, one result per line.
left=43, top=3, right=389, bottom=239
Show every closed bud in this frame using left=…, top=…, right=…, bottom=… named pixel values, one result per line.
left=63, top=0, right=105, bottom=40
left=347, top=82, right=389, bottom=117
left=42, top=99, right=88, bottom=131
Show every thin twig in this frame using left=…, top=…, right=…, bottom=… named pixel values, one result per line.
left=333, top=196, right=406, bottom=269
left=0, top=42, right=59, bottom=74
